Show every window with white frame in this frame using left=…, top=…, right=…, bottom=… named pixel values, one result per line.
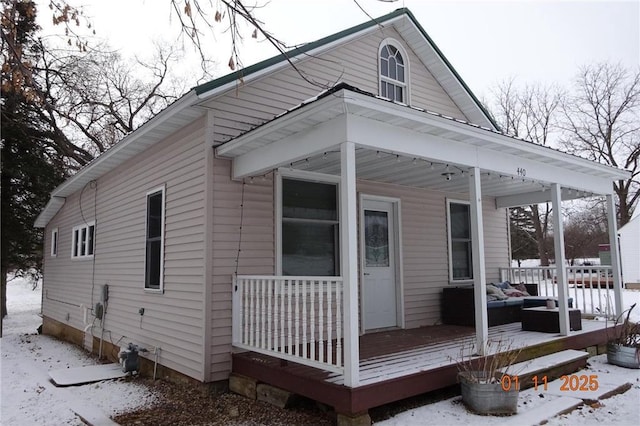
left=71, top=222, right=95, bottom=258
left=51, top=228, right=58, bottom=257
left=379, top=39, right=408, bottom=103
left=447, top=200, right=473, bottom=281
left=281, top=178, right=339, bottom=276
left=145, top=187, right=165, bottom=291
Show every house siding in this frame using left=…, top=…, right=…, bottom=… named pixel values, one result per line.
left=207, top=172, right=509, bottom=379
left=206, top=27, right=467, bottom=146
left=209, top=157, right=275, bottom=381
left=43, top=118, right=207, bottom=380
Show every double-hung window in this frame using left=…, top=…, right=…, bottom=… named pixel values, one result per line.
left=447, top=201, right=473, bottom=281
left=145, top=187, right=165, bottom=291
left=51, top=228, right=58, bottom=257
left=71, top=222, right=95, bottom=259
left=281, top=178, right=339, bottom=276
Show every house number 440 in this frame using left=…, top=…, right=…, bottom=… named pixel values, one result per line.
left=517, top=167, right=527, bottom=177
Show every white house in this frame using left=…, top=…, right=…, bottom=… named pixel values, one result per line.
left=35, top=8, right=629, bottom=421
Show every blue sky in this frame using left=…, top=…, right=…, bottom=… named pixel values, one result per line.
left=38, top=0, right=639, bottom=98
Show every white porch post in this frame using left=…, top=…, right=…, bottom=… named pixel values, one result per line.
left=551, top=183, right=570, bottom=335
left=606, top=194, right=624, bottom=317
left=340, top=141, right=360, bottom=387
left=469, top=167, right=488, bottom=355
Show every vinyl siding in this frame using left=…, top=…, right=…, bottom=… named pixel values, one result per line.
left=209, top=157, right=275, bottom=381
left=207, top=172, right=509, bottom=378
left=43, top=118, right=207, bottom=380
left=206, top=27, right=467, bottom=146
left=357, top=180, right=509, bottom=328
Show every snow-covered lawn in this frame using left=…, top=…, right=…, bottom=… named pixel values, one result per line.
left=1, top=277, right=157, bottom=425
left=1, top=276, right=639, bottom=425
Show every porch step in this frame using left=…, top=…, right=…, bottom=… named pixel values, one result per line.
left=498, top=349, right=588, bottom=390
left=502, top=396, right=583, bottom=426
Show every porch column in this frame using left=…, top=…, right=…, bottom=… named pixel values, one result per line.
left=606, top=194, right=624, bottom=317
left=551, top=183, right=570, bottom=335
left=340, top=141, right=360, bottom=387
left=469, top=167, right=488, bottom=355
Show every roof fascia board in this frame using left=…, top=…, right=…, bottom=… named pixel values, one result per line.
left=51, top=90, right=198, bottom=198
left=343, top=91, right=630, bottom=180
left=196, top=14, right=407, bottom=100
left=399, top=9, right=498, bottom=130
left=34, top=196, right=65, bottom=228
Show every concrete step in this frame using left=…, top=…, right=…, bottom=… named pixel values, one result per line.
left=498, top=349, right=589, bottom=390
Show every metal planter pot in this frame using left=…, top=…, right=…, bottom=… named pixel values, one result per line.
left=607, top=343, right=640, bottom=369
left=458, top=372, right=518, bottom=415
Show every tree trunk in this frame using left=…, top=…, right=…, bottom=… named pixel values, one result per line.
left=531, top=205, right=550, bottom=266
left=1, top=267, right=7, bottom=337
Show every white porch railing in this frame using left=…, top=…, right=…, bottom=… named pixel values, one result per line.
left=499, top=266, right=616, bottom=318
left=232, top=275, right=344, bottom=374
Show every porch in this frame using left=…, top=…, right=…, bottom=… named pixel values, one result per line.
left=232, top=319, right=612, bottom=414
left=219, top=84, right=629, bottom=411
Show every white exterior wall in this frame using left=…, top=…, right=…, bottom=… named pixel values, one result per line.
left=619, top=216, right=640, bottom=284
left=43, top=118, right=207, bottom=380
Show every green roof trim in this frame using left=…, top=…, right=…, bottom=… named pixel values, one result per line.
left=194, top=8, right=408, bottom=96
left=194, top=7, right=498, bottom=130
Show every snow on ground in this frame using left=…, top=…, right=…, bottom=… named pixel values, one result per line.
left=0, top=277, right=157, bottom=425
left=1, top=275, right=639, bottom=426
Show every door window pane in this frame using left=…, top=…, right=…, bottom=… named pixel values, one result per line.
left=365, top=210, right=389, bottom=267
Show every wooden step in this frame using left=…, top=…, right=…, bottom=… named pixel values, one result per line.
left=498, top=349, right=589, bottom=390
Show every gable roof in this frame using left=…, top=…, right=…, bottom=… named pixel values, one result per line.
left=194, top=7, right=497, bottom=129
left=35, top=8, right=498, bottom=227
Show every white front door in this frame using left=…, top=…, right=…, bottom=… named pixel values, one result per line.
left=362, top=199, right=398, bottom=331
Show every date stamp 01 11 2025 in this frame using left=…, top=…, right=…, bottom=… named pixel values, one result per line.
left=499, top=374, right=599, bottom=392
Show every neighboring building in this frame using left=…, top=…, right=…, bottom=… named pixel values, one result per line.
left=35, top=8, right=628, bottom=420
left=619, top=210, right=640, bottom=287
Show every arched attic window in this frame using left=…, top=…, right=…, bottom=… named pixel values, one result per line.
left=379, top=39, right=409, bottom=104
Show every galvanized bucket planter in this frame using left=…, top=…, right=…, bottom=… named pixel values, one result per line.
left=458, top=371, right=519, bottom=415
left=607, top=343, right=640, bottom=369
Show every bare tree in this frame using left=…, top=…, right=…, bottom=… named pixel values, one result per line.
left=33, top=42, right=187, bottom=169
left=561, top=63, right=640, bottom=227
left=488, top=79, right=563, bottom=266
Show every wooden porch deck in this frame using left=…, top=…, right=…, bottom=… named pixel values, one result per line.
left=232, top=319, right=611, bottom=415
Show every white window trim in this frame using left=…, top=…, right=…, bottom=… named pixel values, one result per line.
left=446, top=199, right=473, bottom=283
left=144, top=185, right=166, bottom=293
left=71, top=221, right=95, bottom=259
left=51, top=228, right=58, bottom=257
left=378, top=38, right=411, bottom=105
left=275, top=169, right=341, bottom=276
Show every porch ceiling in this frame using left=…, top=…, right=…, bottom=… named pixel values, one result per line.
left=216, top=85, right=630, bottom=206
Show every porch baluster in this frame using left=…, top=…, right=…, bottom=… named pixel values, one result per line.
left=319, top=281, right=325, bottom=363
left=327, top=277, right=333, bottom=365
left=336, top=279, right=342, bottom=367
left=294, top=279, right=300, bottom=356
left=242, top=278, right=248, bottom=345
left=249, top=279, right=255, bottom=347
left=279, top=278, right=285, bottom=354
left=287, top=279, right=293, bottom=355
left=302, top=279, right=308, bottom=359
left=267, top=278, right=273, bottom=351
left=310, top=279, right=316, bottom=362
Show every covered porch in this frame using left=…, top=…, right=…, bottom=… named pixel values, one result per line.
left=231, top=320, right=611, bottom=414
left=216, top=83, right=629, bottom=405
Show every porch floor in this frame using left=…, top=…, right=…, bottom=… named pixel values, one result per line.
left=232, top=319, right=611, bottom=414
